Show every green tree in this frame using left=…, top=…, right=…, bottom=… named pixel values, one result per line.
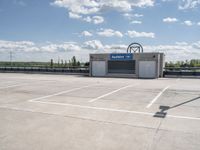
left=50, top=59, right=53, bottom=68
left=71, top=56, right=77, bottom=66
left=84, top=62, right=90, bottom=67
left=77, top=61, right=80, bottom=67
left=61, top=59, right=64, bottom=67
left=68, top=60, right=71, bottom=67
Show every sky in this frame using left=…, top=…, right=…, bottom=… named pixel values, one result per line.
left=0, top=0, right=200, bottom=62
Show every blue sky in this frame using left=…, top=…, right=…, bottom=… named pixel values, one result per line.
left=0, top=0, right=200, bottom=62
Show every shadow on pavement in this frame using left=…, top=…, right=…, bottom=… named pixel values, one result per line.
left=154, top=96, right=200, bottom=118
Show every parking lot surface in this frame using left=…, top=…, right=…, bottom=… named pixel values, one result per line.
left=0, top=73, right=200, bottom=150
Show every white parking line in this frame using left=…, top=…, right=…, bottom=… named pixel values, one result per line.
left=0, top=84, right=25, bottom=89
left=89, top=84, right=138, bottom=103
left=29, top=100, right=200, bottom=121
left=146, top=85, right=170, bottom=108
left=167, top=114, right=200, bottom=120
left=28, top=84, right=97, bottom=102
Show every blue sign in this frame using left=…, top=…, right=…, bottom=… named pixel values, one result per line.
left=110, top=53, right=133, bottom=60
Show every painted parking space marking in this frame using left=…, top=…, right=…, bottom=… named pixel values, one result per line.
left=29, top=100, right=200, bottom=121
left=0, top=84, right=25, bottom=89
left=89, top=84, right=139, bottom=103
left=28, top=84, right=98, bottom=102
left=146, top=85, right=170, bottom=108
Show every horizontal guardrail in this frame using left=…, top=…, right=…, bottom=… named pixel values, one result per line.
left=1, top=66, right=200, bottom=77
left=164, top=71, right=200, bottom=76
left=164, top=67, right=200, bottom=76
left=0, top=66, right=89, bottom=74
left=164, top=67, right=200, bottom=70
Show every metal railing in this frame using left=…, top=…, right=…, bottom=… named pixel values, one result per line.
left=0, top=66, right=89, bottom=74
left=164, top=67, right=200, bottom=76
left=1, top=66, right=200, bottom=77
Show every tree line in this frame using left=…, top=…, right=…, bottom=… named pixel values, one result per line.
left=0, top=56, right=89, bottom=68
left=50, top=56, right=82, bottom=67
left=165, top=59, right=200, bottom=67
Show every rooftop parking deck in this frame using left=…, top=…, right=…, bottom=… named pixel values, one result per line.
left=0, top=73, right=200, bottom=150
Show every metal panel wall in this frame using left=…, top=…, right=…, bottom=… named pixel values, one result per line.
left=139, top=61, right=156, bottom=78
left=91, top=61, right=106, bottom=76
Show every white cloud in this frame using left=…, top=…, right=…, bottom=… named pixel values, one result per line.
left=131, top=0, right=154, bottom=7
left=183, top=20, right=193, bottom=26
left=105, top=1, right=132, bottom=12
left=127, top=30, right=155, bottom=38
left=97, top=29, right=123, bottom=38
left=41, top=43, right=81, bottom=52
left=197, top=22, right=200, bottom=26
left=192, top=41, right=200, bottom=49
left=51, top=0, right=152, bottom=23
left=67, top=14, right=104, bottom=24
left=83, top=16, right=92, bottom=23
left=0, top=40, right=39, bottom=52
left=0, top=40, right=81, bottom=53
left=93, top=16, right=104, bottom=24
left=81, top=31, right=93, bottom=37
left=84, top=40, right=200, bottom=61
left=144, top=41, right=200, bottom=61
left=52, top=0, right=154, bottom=15
left=51, top=0, right=154, bottom=23
left=179, top=0, right=200, bottom=9
left=131, top=20, right=142, bottom=24
left=1, top=39, right=200, bottom=62
left=175, top=42, right=188, bottom=46
left=51, top=0, right=100, bottom=15
left=40, top=44, right=59, bottom=52
left=123, top=13, right=133, bottom=19
left=163, top=17, right=178, bottom=23
left=123, top=13, right=143, bottom=20
left=42, top=42, right=83, bottom=52
left=134, top=13, right=144, bottom=17
left=104, top=44, right=127, bottom=50
left=69, top=12, right=82, bottom=19
left=84, top=40, right=103, bottom=49
left=81, top=16, right=104, bottom=24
